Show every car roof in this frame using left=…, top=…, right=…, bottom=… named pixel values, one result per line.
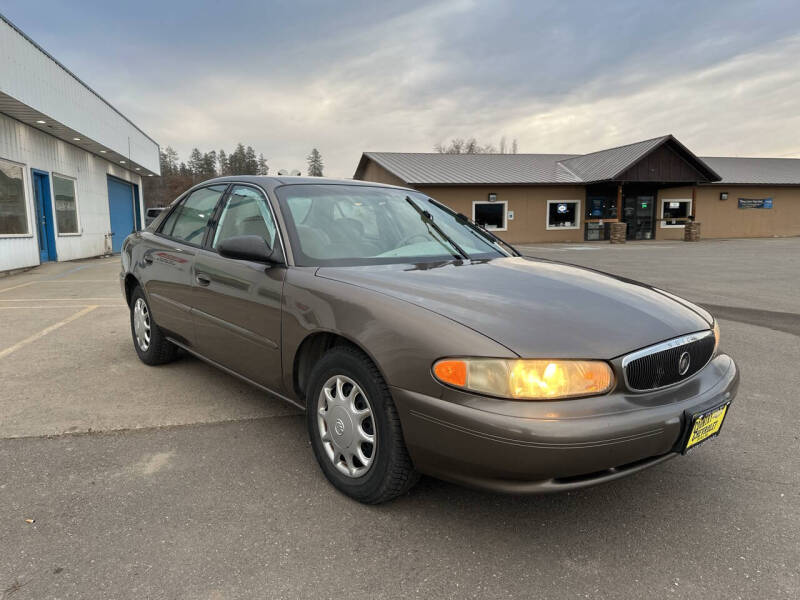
left=200, top=175, right=413, bottom=193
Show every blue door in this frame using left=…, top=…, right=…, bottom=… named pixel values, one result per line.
left=32, top=170, right=57, bottom=262
left=107, top=177, right=136, bottom=253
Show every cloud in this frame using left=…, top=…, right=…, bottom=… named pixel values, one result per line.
left=3, top=0, right=800, bottom=177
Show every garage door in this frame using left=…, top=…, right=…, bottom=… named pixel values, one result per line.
left=107, top=177, right=136, bottom=253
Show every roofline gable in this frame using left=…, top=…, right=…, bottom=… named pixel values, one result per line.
left=622, top=135, right=721, bottom=183
left=356, top=138, right=742, bottom=186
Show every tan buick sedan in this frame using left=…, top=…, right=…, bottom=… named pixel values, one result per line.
left=121, top=177, right=738, bottom=503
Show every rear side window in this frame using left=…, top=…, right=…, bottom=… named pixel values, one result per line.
left=160, top=185, right=227, bottom=244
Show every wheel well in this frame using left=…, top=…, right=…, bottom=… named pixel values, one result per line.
left=293, top=332, right=366, bottom=400
left=124, top=274, right=140, bottom=307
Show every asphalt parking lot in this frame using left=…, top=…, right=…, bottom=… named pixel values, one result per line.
left=1, top=237, right=798, bottom=599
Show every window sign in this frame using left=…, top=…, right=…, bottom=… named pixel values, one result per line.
left=547, top=200, right=580, bottom=230
left=661, top=199, right=691, bottom=228
left=738, top=198, right=773, bottom=209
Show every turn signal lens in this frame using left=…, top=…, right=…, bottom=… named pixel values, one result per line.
left=432, top=358, right=614, bottom=400
left=433, top=360, right=467, bottom=387
left=712, top=320, right=720, bottom=355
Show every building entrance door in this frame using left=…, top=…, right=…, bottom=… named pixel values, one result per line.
left=107, top=177, right=136, bottom=253
left=622, top=194, right=655, bottom=240
left=32, top=169, right=57, bottom=262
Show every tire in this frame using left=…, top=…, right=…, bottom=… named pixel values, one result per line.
left=306, top=345, right=418, bottom=504
left=130, top=285, right=179, bottom=366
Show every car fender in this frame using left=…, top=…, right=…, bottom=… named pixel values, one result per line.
left=281, top=267, right=518, bottom=401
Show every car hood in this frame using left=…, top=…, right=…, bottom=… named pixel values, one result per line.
left=317, top=257, right=712, bottom=359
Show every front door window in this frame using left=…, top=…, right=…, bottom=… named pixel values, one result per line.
left=623, top=195, right=654, bottom=240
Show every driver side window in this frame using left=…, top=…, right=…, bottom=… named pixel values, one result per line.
left=213, top=185, right=277, bottom=249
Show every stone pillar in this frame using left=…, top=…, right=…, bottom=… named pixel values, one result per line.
left=684, top=222, right=701, bottom=242
left=610, top=222, right=627, bottom=244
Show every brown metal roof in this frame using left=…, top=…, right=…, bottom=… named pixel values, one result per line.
left=356, top=135, right=799, bottom=186
left=357, top=152, right=582, bottom=185
left=558, top=136, right=672, bottom=182
left=700, top=156, right=800, bottom=185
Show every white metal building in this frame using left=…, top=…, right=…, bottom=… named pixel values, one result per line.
left=0, top=13, right=160, bottom=272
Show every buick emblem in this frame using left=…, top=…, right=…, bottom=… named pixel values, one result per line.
left=678, top=351, right=691, bottom=376
left=334, top=418, right=345, bottom=436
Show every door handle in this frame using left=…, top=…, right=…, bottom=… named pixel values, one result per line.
left=195, top=274, right=211, bottom=286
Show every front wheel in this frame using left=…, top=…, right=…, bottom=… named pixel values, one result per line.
left=130, top=286, right=178, bottom=365
left=306, top=346, right=418, bottom=504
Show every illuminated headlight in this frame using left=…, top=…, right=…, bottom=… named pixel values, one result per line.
left=713, top=320, right=720, bottom=355
left=432, top=358, right=614, bottom=400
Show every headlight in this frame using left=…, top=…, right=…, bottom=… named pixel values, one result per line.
left=432, top=358, right=614, bottom=400
left=713, top=320, right=720, bottom=355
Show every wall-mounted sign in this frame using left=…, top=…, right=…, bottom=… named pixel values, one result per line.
left=488, top=193, right=497, bottom=202
left=669, top=201, right=681, bottom=208
left=738, top=197, right=773, bottom=209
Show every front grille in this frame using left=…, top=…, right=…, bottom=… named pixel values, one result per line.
left=623, top=331, right=715, bottom=391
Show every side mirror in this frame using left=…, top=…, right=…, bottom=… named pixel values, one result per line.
left=218, top=235, right=276, bottom=263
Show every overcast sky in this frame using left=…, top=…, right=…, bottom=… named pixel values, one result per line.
left=3, top=0, right=800, bottom=177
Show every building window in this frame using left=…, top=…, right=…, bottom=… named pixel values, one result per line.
left=472, top=200, right=507, bottom=231
left=0, top=158, right=28, bottom=235
left=53, top=175, right=79, bottom=234
left=661, top=199, right=691, bottom=228
left=547, top=200, right=580, bottom=230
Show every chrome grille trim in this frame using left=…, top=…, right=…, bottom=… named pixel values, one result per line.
left=621, top=330, right=714, bottom=392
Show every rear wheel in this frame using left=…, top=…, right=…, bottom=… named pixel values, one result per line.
left=130, top=286, right=178, bottom=365
left=306, top=346, right=418, bottom=504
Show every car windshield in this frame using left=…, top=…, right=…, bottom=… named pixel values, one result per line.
left=276, top=184, right=512, bottom=266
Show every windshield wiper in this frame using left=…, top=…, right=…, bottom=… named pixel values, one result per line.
left=405, top=196, right=470, bottom=260
left=452, top=209, right=521, bottom=257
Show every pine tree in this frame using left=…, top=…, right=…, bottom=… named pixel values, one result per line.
left=511, top=139, right=518, bottom=154
left=188, top=148, right=204, bottom=178
left=257, top=153, right=269, bottom=175
left=228, top=143, right=246, bottom=175
left=306, top=148, right=324, bottom=177
left=245, top=146, right=258, bottom=175
left=160, top=147, right=179, bottom=176
left=218, top=150, right=229, bottom=176
left=201, top=151, right=217, bottom=178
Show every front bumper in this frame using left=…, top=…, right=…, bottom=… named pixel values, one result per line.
left=391, top=353, right=739, bottom=493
